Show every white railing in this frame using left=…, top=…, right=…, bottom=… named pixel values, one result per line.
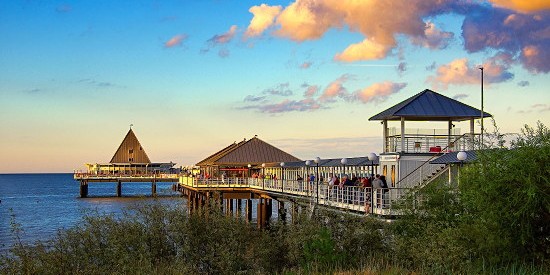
left=74, top=172, right=180, bottom=180
left=179, top=177, right=411, bottom=215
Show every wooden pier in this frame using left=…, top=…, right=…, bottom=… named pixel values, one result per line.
left=74, top=173, right=179, bottom=198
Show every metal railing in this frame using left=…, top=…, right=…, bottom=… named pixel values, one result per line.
left=179, top=177, right=411, bottom=215
left=74, top=172, right=180, bottom=180
left=386, top=133, right=476, bottom=153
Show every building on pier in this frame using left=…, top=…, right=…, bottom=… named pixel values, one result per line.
left=369, top=89, right=491, bottom=189
left=195, top=135, right=301, bottom=178
left=84, top=128, right=176, bottom=175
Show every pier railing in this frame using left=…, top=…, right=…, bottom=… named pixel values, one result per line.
left=179, top=177, right=413, bottom=215
left=74, top=172, right=180, bottom=180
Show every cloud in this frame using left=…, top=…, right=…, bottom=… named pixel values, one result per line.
left=532, top=103, right=550, bottom=112
left=207, top=25, right=238, bottom=45
left=461, top=5, right=550, bottom=73
left=517, top=80, right=530, bottom=87
left=271, top=136, right=382, bottom=160
left=300, top=62, right=312, bottom=69
left=428, top=52, right=515, bottom=89
left=397, top=62, right=407, bottom=75
left=319, top=74, right=351, bottom=102
left=244, top=95, right=266, bottom=102
left=164, top=34, right=187, bottom=48
left=453, top=93, right=469, bottom=100
left=56, top=4, right=72, bottom=13
left=487, top=0, right=550, bottom=13
left=303, top=84, right=319, bottom=97
left=263, top=83, right=293, bottom=96
left=78, top=78, right=119, bottom=88
left=244, top=4, right=282, bottom=38
left=242, top=98, right=321, bottom=113
left=425, top=62, right=437, bottom=71
left=218, top=48, right=230, bottom=58
left=241, top=1, right=549, bottom=73
left=410, top=22, right=454, bottom=49
left=353, top=82, right=407, bottom=104
left=23, top=88, right=42, bottom=94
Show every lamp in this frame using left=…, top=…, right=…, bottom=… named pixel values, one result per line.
left=457, top=151, right=467, bottom=165
left=367, top=153, right=377, bottom=177
left=247, top=163, right=251, bottom=178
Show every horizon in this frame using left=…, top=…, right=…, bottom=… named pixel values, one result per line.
left=1, top=0, right=549, bottom=173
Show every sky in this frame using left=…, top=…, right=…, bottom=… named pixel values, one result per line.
left=1, top=0, right=549, bottom=173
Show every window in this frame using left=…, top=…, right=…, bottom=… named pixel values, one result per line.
left=129, top=149, right=133, bottom=154
left=129, top=158, right=134, bottom=162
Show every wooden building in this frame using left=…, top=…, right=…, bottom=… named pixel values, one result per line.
left=84, top=128, right=175, bottom=175
left=195, top=136, right=301, bottom=178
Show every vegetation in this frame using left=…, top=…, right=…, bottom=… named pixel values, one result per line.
left=1, top=122, right=549, bottom=274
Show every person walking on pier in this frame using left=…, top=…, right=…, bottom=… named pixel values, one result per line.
left=372, top=174, right=383, bottom=208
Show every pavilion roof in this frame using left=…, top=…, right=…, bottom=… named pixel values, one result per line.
left=369, top=89, right=492, bottom=121
left=196, top=136, right=301, bottom=166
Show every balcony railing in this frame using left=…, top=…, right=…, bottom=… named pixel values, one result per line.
left=385, top=133, right=477, bottom=153
left=179, top=177, right=414, bottom=215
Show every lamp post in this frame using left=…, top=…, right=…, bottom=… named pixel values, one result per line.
left=368, top=153, right=377, bottom=177
left=457, top=151, right=467, bottom=185
left=479, top=66, right=484, bottom=146
left=314, top=157, right=321, bottom=204
left=340, top=158, right=348, bottom=178
left=280, top=162, right=285, bottom=192
left=305, top=160, right=311, bottom=195
left=247, top=164, right=251, bottom=177
left=261, top=163, right=265, bottom=189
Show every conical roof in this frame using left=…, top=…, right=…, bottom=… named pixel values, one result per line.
left=110, top=129, right=151, bottom=163
left=369, top=89, right=492, bottom=121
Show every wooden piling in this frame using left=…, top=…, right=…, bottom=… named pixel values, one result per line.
left=116, top=181, right=122, bottom=197
left=80, top=181, right=88, bottom=198
left=151, top=181, right=157, bottom=196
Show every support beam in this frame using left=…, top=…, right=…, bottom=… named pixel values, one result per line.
left=236, top=199, right=242, bottom=218
left=116, top=181, right=122, bottom=197
left=470, top=118, right=475, bottom=150
left=151, top=181, right=157, bottom=196
left=257, top=199, right=264, bottom=229
left=382, top=120, right=388, bottom=153
left=80, top=181, right=88, bottom=198
left=448, top=120, right=453, bottom=151
left=400, top=117, right=405, bottom=153
left=278, top=200, right=286, bottom=223
left=246, top=199, right=253, bottom=223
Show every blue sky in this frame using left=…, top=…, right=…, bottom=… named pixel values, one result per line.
left=1, top=0, right=549, bottom=172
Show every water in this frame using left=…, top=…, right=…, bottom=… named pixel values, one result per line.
left=0, top=173, right=184, bottom=252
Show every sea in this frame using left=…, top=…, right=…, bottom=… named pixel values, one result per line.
left=0, top=173, right=184, bottom=253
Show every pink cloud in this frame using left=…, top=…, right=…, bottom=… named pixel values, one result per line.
left=164, top=34, right=187, bottom=48
left=410, top=22, right=454, bottom=49
left=488, top=0, right=550, bottom=13
left=255, top=98, right=321, bottom=113
left=428, top=53, right=515, bottom=89
left=319, top=74, right=351, bottom=102
left=303, top=85, right=319, bottom=97
left=354, top=82, right=407, bottom=104
left=300, top=62, right=312, bottom=69
left=208, top=25, right=238, bottom=45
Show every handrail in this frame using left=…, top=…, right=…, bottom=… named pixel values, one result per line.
left=394, top=133, right=468, bottom=187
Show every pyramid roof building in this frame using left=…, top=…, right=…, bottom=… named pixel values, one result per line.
left=110, top=129, right=152, bottom=164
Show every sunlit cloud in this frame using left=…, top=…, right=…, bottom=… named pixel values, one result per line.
left=319, top=74, right=351, bottom=102
left=208, top=25, right=238, bottom=45
left=242, top=0, right=549, bottom=73
left=164, top=34, right=187, bottom=48
left=244, top=95, right=266, bottom=102
left=353, top=82, right=407, bottom=104
left=242, top=98, right=321, bottom=113
left=303, top=84, right=319, bottom=97
left=487, top=0, right=550, bottom=13
left=244, top=4, right=282, bottom=38
left=428, top=52, right=515, bottom=89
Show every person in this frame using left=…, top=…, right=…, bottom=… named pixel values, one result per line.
left=221, top=172, right=226, bottom=183
left=372, top=174, right=383, bottom=208
left=380, top=175, right=389, bottom=208
left=309, top=173, right=315, bottom=193
left=297, top=174, right=304, bottom=192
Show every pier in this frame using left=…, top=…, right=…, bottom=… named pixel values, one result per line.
left=74, top=173, right=179, bottom=197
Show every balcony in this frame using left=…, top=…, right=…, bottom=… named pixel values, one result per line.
left=385, top=128, right=476, bottom=153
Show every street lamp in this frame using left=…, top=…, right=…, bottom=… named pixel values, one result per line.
left=305, top=160, right=311, bottom=195
left=314, top=157, right=321, bottom=204
left=341, top=158, right=348, bottom=178
left=479, top=66, right=484, bottom=146
left=280, top=162, right=285, bottom=192
left=457, top=151, right=467, bottom=185
left=367, top=153, right=377, bottom=177
left=261, top=163, right=265, bottom=189
left=247, top=164, right=251, bottom=178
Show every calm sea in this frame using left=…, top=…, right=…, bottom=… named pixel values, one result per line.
left=0, top=173, right=184, bottom=253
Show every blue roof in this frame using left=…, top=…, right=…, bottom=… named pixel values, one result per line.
left=430, top=150, right=477, bottom=164
left=369, top=89, right=492, bottom=121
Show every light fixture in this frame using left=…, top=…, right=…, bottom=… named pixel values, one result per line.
left=314, top=157, right=321, bottom=164
left=340, top=158, right=348, bottom=165
left=280, top=162, right=285, bottom=167
left=457, top=151, right=467, bottom=161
